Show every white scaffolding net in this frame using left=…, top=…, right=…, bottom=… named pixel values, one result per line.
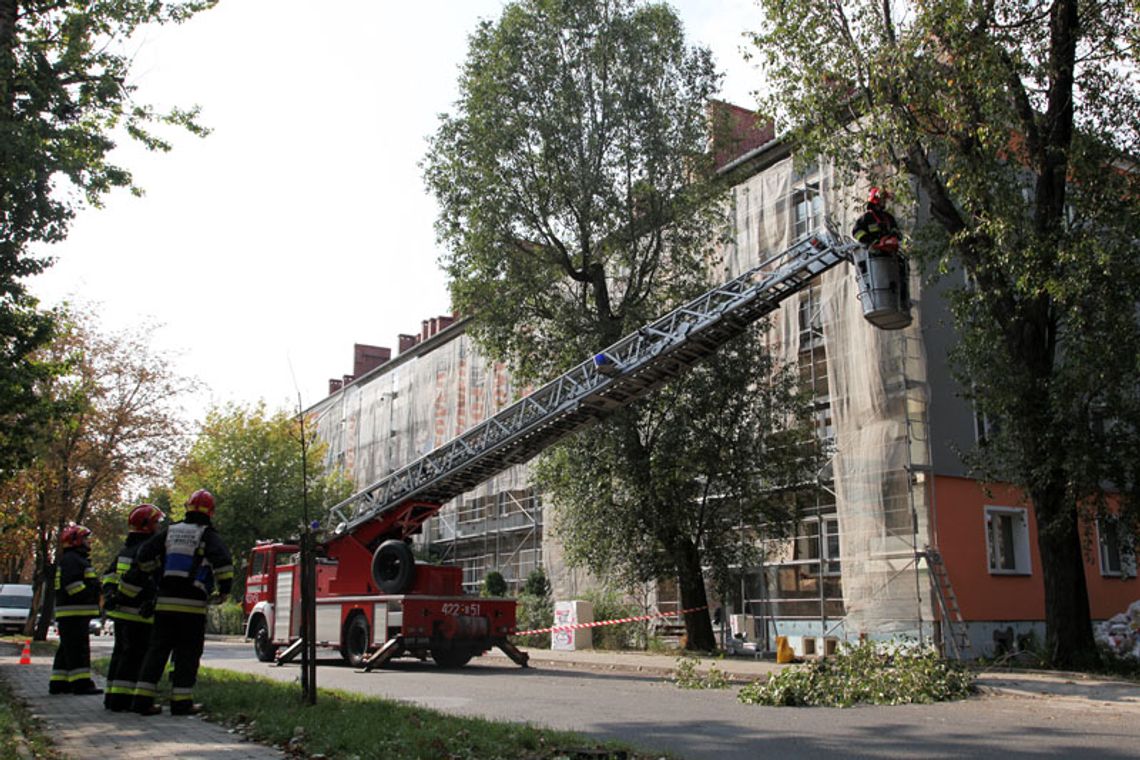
left=724, top=157, right=934, bottom=639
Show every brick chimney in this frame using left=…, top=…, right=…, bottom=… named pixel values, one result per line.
left=328, top=378, right=344, bottom=394
left=353, top=344, right=391, bottom=378
left=398, top=334, right=420, bottom=354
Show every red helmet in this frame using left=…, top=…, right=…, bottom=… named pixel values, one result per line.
left=59, top=523, right=92, bottom=549
left=128, top=503, right=165, bottom=534
left=868, top=186, right=892, bottom=206
left=185, top=489, right=216, bottom=518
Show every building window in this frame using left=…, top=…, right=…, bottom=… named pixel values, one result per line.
left=984, top=506, right=1032, bottom=575
left=1098, top=517, right=1137, bottom=578
left=792, top=182, right=823, bottom=240
left=793, top=516, right=840, bottom=576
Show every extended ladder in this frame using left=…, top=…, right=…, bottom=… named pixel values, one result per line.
left=327, top=225, right=862, bottom=538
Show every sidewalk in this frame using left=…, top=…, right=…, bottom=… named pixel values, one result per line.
left=0, top=643, right=281, bottom=759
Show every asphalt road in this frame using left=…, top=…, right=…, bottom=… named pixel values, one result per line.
left=108, top=638, right=1135, bottom=760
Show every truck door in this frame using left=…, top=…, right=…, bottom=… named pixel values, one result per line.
left=243, top=547, right=273, bottom=617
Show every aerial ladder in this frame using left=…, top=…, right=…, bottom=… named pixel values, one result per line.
left=246, top=222, right=909, bottom=670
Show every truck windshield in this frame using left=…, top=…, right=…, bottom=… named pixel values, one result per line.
left=0, top=595, right=32, bottom=609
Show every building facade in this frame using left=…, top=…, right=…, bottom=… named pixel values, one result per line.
left=307, top=112, right=1137, bottom=658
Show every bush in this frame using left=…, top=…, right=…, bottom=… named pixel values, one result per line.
left=515, top=591, right=553, bottom=648
left=738, top=639, right=975, bottom=707
left=523, top=567, right=550, bottom=598
left=580, top=589, right=641, bottom=650
left=481, top=571, right=508, bottom=598
left=206, top=600, right=245, bottom=635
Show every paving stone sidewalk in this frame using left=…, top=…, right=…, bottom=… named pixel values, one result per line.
left=0, top=647, right=282, bottom=760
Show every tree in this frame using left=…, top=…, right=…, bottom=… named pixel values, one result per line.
left=0, top=1, right=215, bottom=484
left=536, top=326, right=823, bottom=650
left=751, top=0, right=1140, bottom=666
left=2, top=306, right=195, bottom=638
left=424, top=1, right=826, bottom=651
left=170, top=402, right=354, bottom=600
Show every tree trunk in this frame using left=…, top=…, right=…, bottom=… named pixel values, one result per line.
left=675, top=539, right=716, bottom=652
left=1034, top=489, right=1097, bottom=668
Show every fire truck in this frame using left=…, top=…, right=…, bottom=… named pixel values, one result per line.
left=241, top=223, right=908, bottom=670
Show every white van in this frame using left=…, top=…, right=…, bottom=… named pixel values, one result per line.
left=0, top=584, right=34, bottom=634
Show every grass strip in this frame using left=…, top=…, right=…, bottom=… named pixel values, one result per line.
left=0, top=675, right=62, bottom=760
left=180, top=666, right=654, bottom=760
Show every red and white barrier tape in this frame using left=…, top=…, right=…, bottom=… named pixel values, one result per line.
left=513, top=605, right=708, bottom=637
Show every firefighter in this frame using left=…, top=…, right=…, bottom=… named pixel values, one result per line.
left=130, top=490, right=233, bottom=716
left=101, top=503, right=165, bottom=711
left=852, top=186, right=901, bottom=254
left=49, top=524, right=102, bottom=695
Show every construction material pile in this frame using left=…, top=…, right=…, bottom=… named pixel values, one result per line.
left=1095, top=600, right=1140, bottom=659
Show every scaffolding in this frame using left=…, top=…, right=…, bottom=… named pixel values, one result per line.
left=306, top=155, right=937, bottom=651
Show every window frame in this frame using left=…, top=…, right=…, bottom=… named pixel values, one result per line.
left=984, top=505, right=1032, bottom=576
left=1096, top=517, right=1137, bottom=579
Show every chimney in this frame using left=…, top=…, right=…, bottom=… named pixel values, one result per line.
left=353, top=343, right=391, bottom=378
left=437, top=315, right=455, bottom=332
left=343, top=374, right=354, bottom=387
left=328, top=378, right=344, bottom=395
left=421, top=320, right=430, bottom=342
left=398, top=334, right=419, bottom=354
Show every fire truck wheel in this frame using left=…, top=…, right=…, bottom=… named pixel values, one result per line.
left=251, top=616, right=277, bottom=663
left=340, top=613, right=370, bottom=667
left=430, top=645, right=475, bottom=669
left=371, top=539, right=416, bottom=594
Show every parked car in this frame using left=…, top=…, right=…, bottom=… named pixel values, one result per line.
left=89, top=617, right=112, bottom=636
left=0, top=584, right=34, bottom=634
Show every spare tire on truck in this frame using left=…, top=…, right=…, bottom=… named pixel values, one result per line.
left=371, top=539, right=416, bottom=594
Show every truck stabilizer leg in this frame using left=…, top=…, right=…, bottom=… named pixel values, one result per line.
left=360, top=637, right=404, bottom=673
left=497, top=638, right=530, bottom=668
left=275, top=637, right=304, bottom=667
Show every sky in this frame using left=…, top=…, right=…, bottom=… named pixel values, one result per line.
left=29, top=0, right=765, bottom=422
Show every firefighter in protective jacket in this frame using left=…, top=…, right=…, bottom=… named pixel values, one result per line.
left=50, top=524, right=103, bottom=695
left=852, top=186, right=901, bottom=253
left=130, top=490, right=233, bottom=716
left=101, top=504, right=164, bottom=711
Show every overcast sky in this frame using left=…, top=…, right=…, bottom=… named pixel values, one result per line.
left=29, top=0, right=764, bottom=422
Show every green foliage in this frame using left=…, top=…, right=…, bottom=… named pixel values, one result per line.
left=540, top=326, right=826, bottom=648
left=0, top=3, right=215, bottom=487
left=481, top=570, right=508, bottom=598
left=423, top=0, right=723, bottom=378
left=514, top=567, right=553, bottom=647
left=423, top=0, right=823, bottom=655
left=515, top=590, right=554, bottom=649
left=523, top=567, right=551, bottom=598
left=206, top=600, right=245, bottom=636
left=671, top=653, right=731, bottom=690
left=170, top=402, right=354, bottom=599
left=751, top=0, right=1140, bottom=666
left=579, top=588, right=641, bottom=651
left=738, top=640, right=974, bottom=707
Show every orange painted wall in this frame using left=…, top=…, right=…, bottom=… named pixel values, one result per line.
left=932, top=475, right=1138, bottom=621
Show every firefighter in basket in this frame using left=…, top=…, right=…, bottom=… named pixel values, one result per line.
left=130, top=490, right=233, bottom=716
left=101, top=504, right=164, bottom=711
left=50, top=524, right=103, bottom=695
left=852, top=186, right=901, bottom=255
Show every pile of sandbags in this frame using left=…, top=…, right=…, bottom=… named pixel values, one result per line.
left=1095, top=600, right=1140, bottom=659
